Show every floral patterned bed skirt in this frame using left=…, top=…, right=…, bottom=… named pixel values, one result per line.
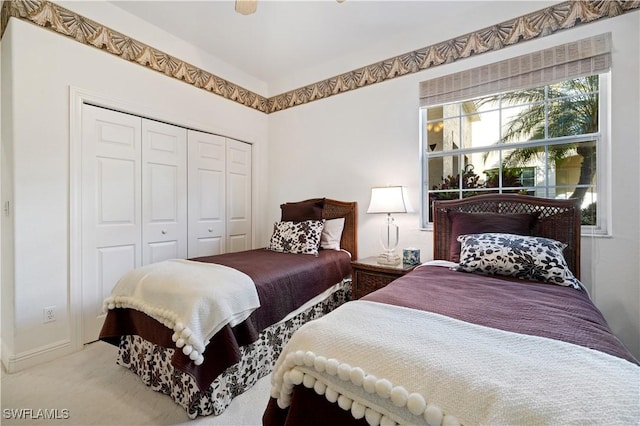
left=116, top=279, right=352, bottom=418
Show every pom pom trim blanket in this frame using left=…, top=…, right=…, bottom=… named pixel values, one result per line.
left=104, top=259, right=259, bottom=365
left=271, top=300, right=640, bottom=425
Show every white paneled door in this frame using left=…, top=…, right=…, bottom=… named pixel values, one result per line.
left=187, top=131, right=226, bottom=258
left=80, top=105, right=251, bottom=343
left=81, top=104, right=142, bottom=343
left=226, top=139, right=252, bottom=252
left=141, top=120, right=188, bottom=264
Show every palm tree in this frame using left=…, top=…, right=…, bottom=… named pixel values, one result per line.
left=476, top=76, right=599, bottom=205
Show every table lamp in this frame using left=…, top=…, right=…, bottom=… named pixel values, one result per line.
left=367, top=186, right=411, bottom=265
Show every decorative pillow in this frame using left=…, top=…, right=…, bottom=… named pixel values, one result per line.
left=448, top=211, right=539, bottom=262
left=456, top=233, right=582, bottom=289
left=320, top=217, right=345, bottom=250
left=280, top=198, right=325, bottom=222
left=267, top=220, right=325, bottom=255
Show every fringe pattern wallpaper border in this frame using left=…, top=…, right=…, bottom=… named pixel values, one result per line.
left=1, top=0, right=639, bottom=114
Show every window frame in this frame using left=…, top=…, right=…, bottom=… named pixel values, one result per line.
left=420, top=73, right=610, bottom=236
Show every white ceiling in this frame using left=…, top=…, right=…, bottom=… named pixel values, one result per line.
left=110, top=0, right=558, bottom=89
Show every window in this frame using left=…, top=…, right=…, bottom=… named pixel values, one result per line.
left=419, top=34, right=611, bottom=234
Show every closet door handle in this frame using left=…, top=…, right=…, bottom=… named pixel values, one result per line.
left=208, top=228, right=213, bottom=232
left=161, top=229, right=167, bottom=235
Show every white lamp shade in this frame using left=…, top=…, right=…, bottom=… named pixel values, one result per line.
left=367, top=186, right=412, bottom=214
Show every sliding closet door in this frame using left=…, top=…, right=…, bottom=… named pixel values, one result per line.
left=81, top=104, right=142, bottom=343
left=141, top=119, right=188, bottom=264
left=226, top=139, right=252, bottom=252
left=187, top=130, right=226, bottom=258
left=80, top=105, right=251, bottom=342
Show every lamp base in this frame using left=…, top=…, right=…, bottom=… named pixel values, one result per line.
left=377, top=252, right=401, bottom=266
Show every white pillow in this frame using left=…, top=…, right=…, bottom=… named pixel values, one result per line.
left=320, top=218, right=345, bottom=250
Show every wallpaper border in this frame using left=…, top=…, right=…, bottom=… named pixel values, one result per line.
left=1, top=0, right=639, bottom=115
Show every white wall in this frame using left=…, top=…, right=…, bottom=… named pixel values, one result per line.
left=268, top=13, right=640, bottom=358
left=0, top=16, right=268, bottom=371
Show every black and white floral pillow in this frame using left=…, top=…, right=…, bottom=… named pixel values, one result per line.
left=456, top=233, right=582, bottom=289
left=267, top=220, right=325, bottom=255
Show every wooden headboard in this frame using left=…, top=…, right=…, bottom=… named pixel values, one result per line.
left=433, top=194, right=581, bottom=278
left=298, top=198, right=357, bottom=260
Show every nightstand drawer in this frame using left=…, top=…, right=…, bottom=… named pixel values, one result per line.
left=353, top=270, right=397, bottom=299
left=351, top=256, right=418, bottom=299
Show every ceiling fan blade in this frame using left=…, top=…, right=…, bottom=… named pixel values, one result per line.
left=235, top=0, right=257, bottom=15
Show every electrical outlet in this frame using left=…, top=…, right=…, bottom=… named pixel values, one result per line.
left=43, top=306, right=56, bottom=323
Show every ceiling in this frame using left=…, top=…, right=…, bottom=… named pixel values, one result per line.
left=110, top=1, right=558, bottom=89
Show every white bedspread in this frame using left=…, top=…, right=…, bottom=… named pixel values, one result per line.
left=104, top=259, right=260, bottom=365
left=271, top=300, right=640, bottom=425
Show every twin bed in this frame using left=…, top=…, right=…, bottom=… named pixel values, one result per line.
left=99, top=198, right=357, bottom=418
left=100, top=194, right=639, bottom=424
left=263, top=194, right=639, bottom=425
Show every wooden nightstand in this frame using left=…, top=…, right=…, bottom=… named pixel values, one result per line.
left=351, top=256, right=418, bottom=299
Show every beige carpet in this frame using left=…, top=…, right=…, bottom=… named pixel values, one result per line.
left=1, top=341, right=271, bottom=425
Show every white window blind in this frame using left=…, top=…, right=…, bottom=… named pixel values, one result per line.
left=419, top=33, right=611, bottom=107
